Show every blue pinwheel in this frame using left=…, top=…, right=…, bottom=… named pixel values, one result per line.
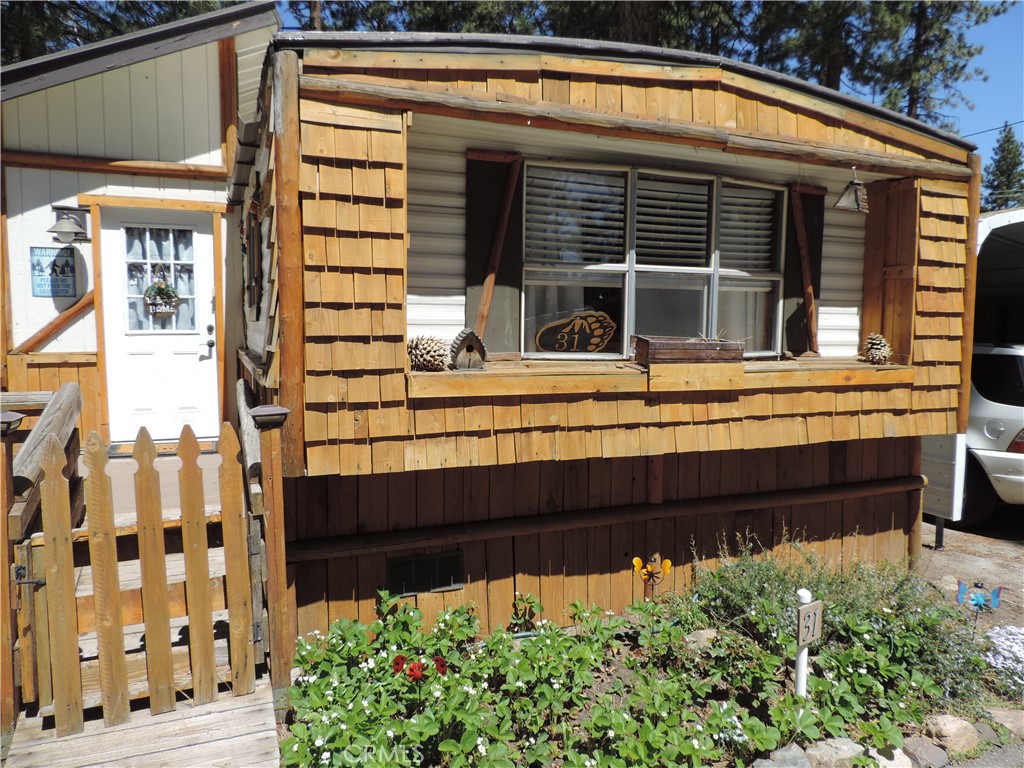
left=957, top=581, right=1003, bottom=612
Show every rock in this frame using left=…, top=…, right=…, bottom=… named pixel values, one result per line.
left=903, top=736, right=949, bottom=768
left=974, top=721, right=998, bottom=744
left=925, top=715, right=980, bottom=755
left=684, top=628, right=718, bottom=650
left=868, top=746, right=912, bottom=768
left=752, top=747, right=811, bottom=768
left=769, top=743, right=812, bottom=767
left=804, top=738, right=866, bottom=768
left=987, top=707, right=1024, bottom=740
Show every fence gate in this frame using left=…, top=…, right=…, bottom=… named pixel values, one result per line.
left=13, top=423, right=262, bottom=737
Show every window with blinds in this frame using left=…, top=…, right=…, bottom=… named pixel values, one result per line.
left=521, top=163, right=785, bottom=357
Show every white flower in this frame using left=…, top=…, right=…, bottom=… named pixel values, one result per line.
left=386, top=729, right=394, bottom=739
left=340, top=723, right=347, bottom=731
left=607, top=729, right=615, bottom=738
left=692, top=738, right=700, bottom=748
left=315, top=737, right=324, bottom=746
left=320, top=751, right=330, bottom=764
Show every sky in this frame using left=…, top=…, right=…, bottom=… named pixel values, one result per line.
left=944, top=0, right=1024, bottom=171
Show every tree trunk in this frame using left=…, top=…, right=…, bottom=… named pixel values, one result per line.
left=616, top=1, right=661, bottom=46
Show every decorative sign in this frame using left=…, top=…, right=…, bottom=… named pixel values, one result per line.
left=535, top=310, right=617, bottom=353
left=30, top=246, right=77, bottom=298
left=797, top=600, right=824, bottom=646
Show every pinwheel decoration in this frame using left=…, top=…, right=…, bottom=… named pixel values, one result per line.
left=633, top=555, right=672, bottom=601
left=957, top=580, right=1002, bottom=612
left=957, top=580, right=1003, bottom=636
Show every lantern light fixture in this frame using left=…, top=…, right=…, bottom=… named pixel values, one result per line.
left=833, top=166, right=869, bottom=213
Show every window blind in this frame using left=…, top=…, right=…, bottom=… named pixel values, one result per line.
left=719, top=184, right=779, bottom=272
left=635, top=174, right=710, bottom=268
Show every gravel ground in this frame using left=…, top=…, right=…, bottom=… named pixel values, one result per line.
left=919, top=504, right=1024, bottom=767
left=919, top=505, right=1024, bottom=631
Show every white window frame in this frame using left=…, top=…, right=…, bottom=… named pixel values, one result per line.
left=520, top=161, right=787, bottom=359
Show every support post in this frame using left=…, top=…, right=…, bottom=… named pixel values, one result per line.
left=908, top=437, right=924, bottom=572
left=1, top=419, right=22, bottom=750
left=252, top=406, right=292, bottom=721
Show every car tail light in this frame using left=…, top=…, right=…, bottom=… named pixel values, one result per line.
left=1009, top=429, right=1024, bottom=454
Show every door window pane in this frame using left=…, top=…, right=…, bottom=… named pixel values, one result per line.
left=124, top=226, right=198, bottom=332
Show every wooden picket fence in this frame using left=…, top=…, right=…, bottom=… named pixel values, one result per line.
left=14, top=423, right=260, bottom=737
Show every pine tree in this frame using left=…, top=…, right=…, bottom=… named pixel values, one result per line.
left=874, top=1, right=1007, bottom=128
left=982, top=123, right=1024, bottom=211
left=1, top=1, right=221, bottom=65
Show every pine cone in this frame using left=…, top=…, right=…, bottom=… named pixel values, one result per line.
left=408, top=336, right=452, bottom=372
left=863, top=333, right=893, bottom=365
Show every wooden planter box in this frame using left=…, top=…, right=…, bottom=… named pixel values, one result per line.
left=633, top=335, right=745, bottom=365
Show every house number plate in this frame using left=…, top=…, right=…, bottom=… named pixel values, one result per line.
left=797, top=600, right=824, bottom=645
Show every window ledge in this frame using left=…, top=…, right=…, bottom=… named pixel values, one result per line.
left=406, top=357, right=915, bottom=399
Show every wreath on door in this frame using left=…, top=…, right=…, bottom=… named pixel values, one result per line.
left=143, top=280, right=180, bottom=317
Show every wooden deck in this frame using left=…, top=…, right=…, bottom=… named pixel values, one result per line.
left=5, top=678, right=280, bottom=767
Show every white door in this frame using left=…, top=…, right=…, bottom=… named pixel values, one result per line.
left=101, top=209, right=219, bottom=442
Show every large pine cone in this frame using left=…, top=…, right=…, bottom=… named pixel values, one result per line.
left=408, top=335, right=452, bottom=372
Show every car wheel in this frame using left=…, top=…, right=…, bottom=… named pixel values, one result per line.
left=955, top=456, right=998, bottom=529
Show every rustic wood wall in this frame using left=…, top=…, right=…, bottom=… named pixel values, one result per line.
left=240, top=51, right=975, bottom=479
left=283, top=437, right=918, bottom=636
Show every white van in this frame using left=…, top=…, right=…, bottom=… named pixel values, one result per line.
left=923, top=207, right=1024, bottom=527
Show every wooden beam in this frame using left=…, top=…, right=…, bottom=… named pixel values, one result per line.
left=4, top=150, right=227, bottom=182
left=286, top=474, right=927, bottom=563
left=261, top=424, right=292, bottom=717
left=0, top=436, right=19, bottom=743
left=300, top=73, right=729, bottom=150
left=474, top=154, right=522, bottom=336
left=218, top=37, right=239, bottom=179
left=213, top=213, right=226, bottom=424
left=298, top=75, right=974, bottom=180
left=274, top=51, right=306, bottom=477
left=13, top=290, right=95, bottom=354
left=907, top=437, right=924, bottom=572
left=77, top=194, right=230, bottom=214
left=788, top=186, right=819, bottom=353
left=957, top=154, right=982, bottom=434
left=1, top=165, right=10, bottom=391
left=89, top=203, right=110, bottom=441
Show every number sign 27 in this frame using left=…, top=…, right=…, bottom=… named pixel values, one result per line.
left=797, top=600, right=824, bottom=646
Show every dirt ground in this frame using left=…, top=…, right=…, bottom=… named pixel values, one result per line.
left=918, top=504, right=1024, bottom=631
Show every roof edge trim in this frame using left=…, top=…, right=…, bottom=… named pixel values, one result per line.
left=272, top=31, right=976, bottom=153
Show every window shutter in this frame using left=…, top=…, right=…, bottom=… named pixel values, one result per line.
left=524, top=167, right=626, bottom=265
left=719, top=184, right=780, bottom=272
left=783, top=188, right=825, bottom=354
left=465, top=158, right=524, bottom=354
left=635, top=174, right=710, bottom=267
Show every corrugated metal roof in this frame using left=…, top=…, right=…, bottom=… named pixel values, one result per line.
left=272, top=31, right=976, bottom=152
left=1, top=1, right=279, bottom=101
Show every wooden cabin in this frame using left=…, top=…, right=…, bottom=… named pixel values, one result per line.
left=232, top=34, right=980, bottom=635
left=1, top=3, right=279, bottom=443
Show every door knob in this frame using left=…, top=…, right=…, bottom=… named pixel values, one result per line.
left=205, top=339, right=215, bottom=348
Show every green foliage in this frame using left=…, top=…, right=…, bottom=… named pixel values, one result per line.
left=285, top=558, right=1000, bottom=766
left=982, top=123, right=1024, bottom=211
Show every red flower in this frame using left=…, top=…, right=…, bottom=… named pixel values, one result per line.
left=392, top=655, right=407, bottom=674
left=432, top=656, right=448, bottom=676
left=407, top=661, right=425, bottom=682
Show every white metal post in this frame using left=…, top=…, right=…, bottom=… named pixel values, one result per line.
left=795, top=588, right=812, bottom=699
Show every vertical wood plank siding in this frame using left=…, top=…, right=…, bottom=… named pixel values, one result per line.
left=285, top=438, right=920, bottom=634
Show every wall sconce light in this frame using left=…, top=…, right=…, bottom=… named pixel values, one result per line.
left=833, top=166, right=869, bottom=213
left=249, top=404, right=290, bottom=430
left=1, top=411, right=26, bottom=437
left=47, top=209, right=88, bottom=244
